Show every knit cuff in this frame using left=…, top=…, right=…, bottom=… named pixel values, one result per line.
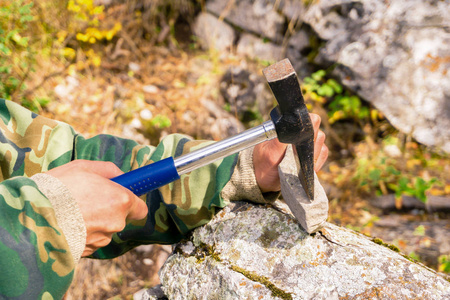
left=31, top=173, right=86, bottom=265
left=221, top=147, right=280, bottom=204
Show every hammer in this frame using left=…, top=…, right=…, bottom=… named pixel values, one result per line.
left=112, top=59, right=327, bottom=231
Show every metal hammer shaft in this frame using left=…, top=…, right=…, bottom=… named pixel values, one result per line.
left=112, top=120, right=278, bottom=196
left=175, top=120, right=277, bottom=175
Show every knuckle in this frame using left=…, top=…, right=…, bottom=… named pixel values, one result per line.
left=98, top=236, right=113, bottom=248
left=322, top=145, right=329, bottom=156
left=113, top=192, right=134, bottom=213
left=310, top=113, right=321, bottom=126
left=317, top=130, right=326, bottom=142
left=106, top=220, right=126, bottom=233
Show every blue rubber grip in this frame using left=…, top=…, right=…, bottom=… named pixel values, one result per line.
left=111, top=157, right=180, bottom=196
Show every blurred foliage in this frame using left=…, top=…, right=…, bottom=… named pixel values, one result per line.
left=302, top=69, right=448, bottom=204
left=0, top=0, right=36, bottom=105
left=0, top=0, right=113, bottom=110
left=354, top=137, right=442, bottom=203
left=439, top=255, right=450, bottom=273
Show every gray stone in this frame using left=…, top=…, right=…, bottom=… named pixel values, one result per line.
left=286, top=29, right=315, bottom=79
left=200, top=99, right=246, bottom=140
left=139, top=202, right=450, bottom=299
left=219, top=66, right=274, bottom=123
left=280, top=0, right=304, bottom=22
left=206, top=0, right=285, bottom=41
left=300, top=0, right=450, bottom=152
left=278, top=145, right=328, bottom=233
left=192, top=12, right=235, bottom=52
left=236, top=33, right=284, bottom=62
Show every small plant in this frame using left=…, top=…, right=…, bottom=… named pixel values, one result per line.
left=302, top=69, right=370, bottom=124
left=149, top=114, right=172, bottom=129
left=439, top=255, right=450, bottom=274
left=353, top=136, right=442, bottom=203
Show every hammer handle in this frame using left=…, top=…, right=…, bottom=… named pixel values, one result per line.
left=111, top=120, right=277, bottom=196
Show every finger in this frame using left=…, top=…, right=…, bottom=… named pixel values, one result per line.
left=315, top=144, right=329, bottom=171
left=309, top=113, right=321, bottom=141
left=314, top=130, right=326, bottom=161
left=82, top=235, right=113, bottom=256
left=76, top=160, right=124, bottom=178
left=126, top=194, right=148, bottom=221
left=265, top=139, right=287, bottom=165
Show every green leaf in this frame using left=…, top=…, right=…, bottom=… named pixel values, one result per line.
left=19, top=3, right=33, bottom=15
left=0, top=65, right=11, bottom=74
left=20, top=15, right=33, bottom=23
left=414, top=177, right=430, bottom=203
left=386, top=166, right=401, bottom=175
left=358, top=106, right=369, bottom=119
left=317, top=84, right=334, bottom=97
left=398, top=177, right=410, bottom=190
left=413, top=225, right=426, bottom=236
left=311, top=70, right=326, bottom=81
left=303, top=77, right=314, bottom=84
left=349, top=95, right=361, bottom=111
left=35, top=97, right=50, bottom=107
left=409, top=252, right=420, bottom=261
left=12, top=34, right=28, bottom=47
left=0, top=43, right=11, bottom=55
left=368, top=169, right=381, bottom=182
left=326, top=79, right=343, bottom=94
left=150, top=115, right=172, bottom=129
left=387, top=183, right=398, bottom=191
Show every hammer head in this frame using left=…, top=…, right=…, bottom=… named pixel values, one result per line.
left=263, top=59, right=315, bottom=201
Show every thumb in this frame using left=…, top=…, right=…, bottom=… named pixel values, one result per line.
left=127, top=194, right=149, bottom=221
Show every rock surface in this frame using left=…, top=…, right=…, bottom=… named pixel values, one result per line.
left=278, top=145, right=328, bottom=234
left=140, top=202, right=450, bottom=299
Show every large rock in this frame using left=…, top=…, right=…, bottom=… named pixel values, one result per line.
left=300, top=0, right=450, bottom=153
left=140, top=202, right=450, bottom=299
left=206, top=0, right=285, bottom=42
left=192, top=12, right=235, bottom=52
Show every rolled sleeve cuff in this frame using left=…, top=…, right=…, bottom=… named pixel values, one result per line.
left=31, top=173, right=86, bottom=265
left=221, top=147, right=280, bottom=204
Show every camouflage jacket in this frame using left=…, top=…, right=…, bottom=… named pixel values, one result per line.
left=0, top=99, right=268, bottom=299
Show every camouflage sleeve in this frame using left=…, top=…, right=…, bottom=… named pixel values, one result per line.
left=0, top=99, right=77, bottom=299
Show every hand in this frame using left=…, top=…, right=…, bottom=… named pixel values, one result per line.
left=47, top=160, right=148, bottom=256
left=253, top=113, right=329, bottom=193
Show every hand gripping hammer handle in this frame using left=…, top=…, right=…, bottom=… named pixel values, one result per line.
left=111, top=120, right=278, bottom=196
